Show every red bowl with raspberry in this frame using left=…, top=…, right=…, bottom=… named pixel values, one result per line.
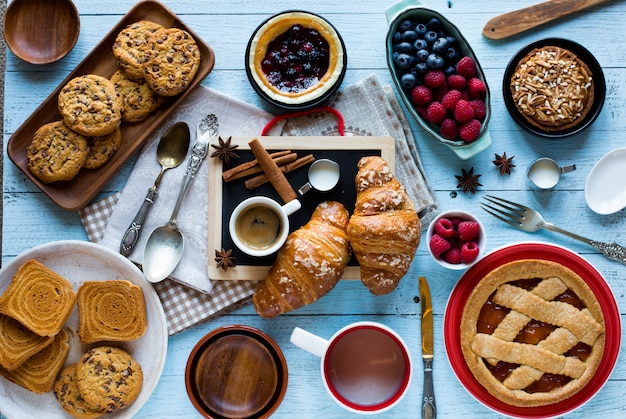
left=427, top=210, right=486, bottom=270
left=245, top=10, right=347, bottom=113
left=385, top=1, right=491, bottom=159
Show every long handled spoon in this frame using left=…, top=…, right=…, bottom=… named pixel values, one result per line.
left=120, top=122, right=190, bottom=256
left=483, top=0, right=610, bottom=40
left=142, top=114, right=218, bottom=283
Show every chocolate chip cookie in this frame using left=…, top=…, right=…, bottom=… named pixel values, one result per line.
left=27, top=121, right=89, bottom=183
left=75, top=346, right=143, bottom=413
left=84, top=127, right=122, bottom=169
left=110, top=70, right=163, bottom=122
left=112, top=20, right=164, bottom=81
left=58, top=74, right=123, bottom=137
left=54, top=363, right=106, bottom=419
left=143, top=27, right=201, bottom=96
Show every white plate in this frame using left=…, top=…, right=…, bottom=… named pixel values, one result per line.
left=585, top=147, right=626, bottom=214
left=0, top=240, right=168, bottom=418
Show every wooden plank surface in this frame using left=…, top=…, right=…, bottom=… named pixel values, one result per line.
left=3, top=0, right=626, bottom=418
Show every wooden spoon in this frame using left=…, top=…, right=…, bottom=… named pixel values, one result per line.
left=483, top=0, right=610, bottom=40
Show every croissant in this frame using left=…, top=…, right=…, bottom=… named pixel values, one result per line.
left=347, top=156, right=421, bottom=295
left=253, top=201, right=351, bottom=318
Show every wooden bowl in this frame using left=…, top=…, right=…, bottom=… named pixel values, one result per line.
left=185, top=325, right=288, bottom=419
left=4, top=0, right=80, bottom=64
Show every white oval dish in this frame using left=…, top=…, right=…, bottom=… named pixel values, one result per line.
left=0, top=240, right=168, bottom=419
left=585, top=148, right=626, bottom=214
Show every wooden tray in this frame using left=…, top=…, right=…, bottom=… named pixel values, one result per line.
left=7, top=0, right=215, bottom=211
left=207, top=136, right=395, bottom=281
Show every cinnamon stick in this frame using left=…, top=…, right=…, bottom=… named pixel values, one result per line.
left=223, top=153, right=297, bottom=182
left=248, top=138, right=297, bottom=203
left=222, top=150, right=292, bottom=182
left=245, top=154, right=315, bottom=190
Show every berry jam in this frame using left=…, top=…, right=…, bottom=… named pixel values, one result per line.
left=261, top=24, right=330, bottom=93
left=477, top=281, right=592, bottom=393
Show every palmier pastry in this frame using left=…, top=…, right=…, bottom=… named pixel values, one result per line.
left=460, top=259, right=605, bottom=407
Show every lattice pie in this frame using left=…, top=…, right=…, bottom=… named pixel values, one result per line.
left=460, top=259, right=605, bottom=407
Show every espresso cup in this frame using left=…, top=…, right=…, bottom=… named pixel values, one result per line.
left=298, top=159, right=341, bottom=195
left=526, top=157, right=576, bottom=190
left=229, top=197, right=301, bottom=257
left=290, top=321, right=412, bottom=414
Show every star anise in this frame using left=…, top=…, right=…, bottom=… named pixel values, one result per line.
left=493, top=152, right=515, bottom=175
left=210, top=136, right=239, bottom=166
left=455, top=167, right=482, bottom=194
left=214, top=248, right=236, bottom=271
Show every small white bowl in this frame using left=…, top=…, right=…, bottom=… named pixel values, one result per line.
left=426, top=210, right=486, bottom=270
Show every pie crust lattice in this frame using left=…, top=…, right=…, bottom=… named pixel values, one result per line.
left=460, top=259, right=605, bottom=407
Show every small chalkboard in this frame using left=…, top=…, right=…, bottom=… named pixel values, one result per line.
left=207, top=136, right=395, bottom=280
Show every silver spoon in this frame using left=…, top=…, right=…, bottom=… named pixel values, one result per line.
left=142, top=114, right=219, bottom=283
left=119, top=122, right=190, bottom=256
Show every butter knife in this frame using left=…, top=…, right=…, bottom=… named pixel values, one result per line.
left=419, top=276, right=436, bottom=419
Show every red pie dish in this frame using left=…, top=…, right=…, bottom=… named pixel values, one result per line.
left=444, top=242, right=620, bottom=418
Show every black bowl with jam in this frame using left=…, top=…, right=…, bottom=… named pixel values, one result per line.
left=245, top=10, right=347, bottom=113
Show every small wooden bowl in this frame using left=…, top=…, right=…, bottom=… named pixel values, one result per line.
left=4, top=0, right=80, bottom=64
left=185, top=325, right=288, bottom=419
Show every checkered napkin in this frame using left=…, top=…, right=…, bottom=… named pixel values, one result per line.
left=78, top=75, right=438, bottom=335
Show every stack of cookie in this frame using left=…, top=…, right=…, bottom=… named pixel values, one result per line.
left=26, top=19, right=202, bottom=185
left=0, top=260, right=148, bottom=418
left=0, top=260, right=76, bottom=393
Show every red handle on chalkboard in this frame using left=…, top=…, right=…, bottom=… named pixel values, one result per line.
left=261, top=106, right=345, bottom=136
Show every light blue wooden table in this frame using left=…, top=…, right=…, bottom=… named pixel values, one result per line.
left=3, top=0, right=626, bottom=417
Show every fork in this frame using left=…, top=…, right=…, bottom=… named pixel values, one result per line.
left=481, top=195, right=626, bottom=264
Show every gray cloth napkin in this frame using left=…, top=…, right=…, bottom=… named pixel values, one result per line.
left=79, top=75, right=438, bottom=335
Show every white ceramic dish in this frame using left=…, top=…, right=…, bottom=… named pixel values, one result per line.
left=0, top=240, right=168, bottom=418
left=585, top=147, right=626, bottom=214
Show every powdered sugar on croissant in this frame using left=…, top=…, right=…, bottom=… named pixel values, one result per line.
left=253, top=201, right=351, bottom=318
left=348, top=156, right=421, bottom=295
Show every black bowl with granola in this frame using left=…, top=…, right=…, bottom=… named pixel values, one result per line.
left=503, top=38, right=605, bottom=138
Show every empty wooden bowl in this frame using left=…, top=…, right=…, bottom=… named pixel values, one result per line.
left=4, top=0, right=80, bottom=64
left=185, top=325, right=288, bottom=419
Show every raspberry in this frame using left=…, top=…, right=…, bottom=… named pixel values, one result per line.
left=456, top=56, right=477, bottom=78
left=461, top=241, right=480, bottom=263
left=429, top=234, right=451, bottom=258
left=434, top=217, right=455, bottom=238
left=443, top=248, right=462, bottom=264
left=441, top=89, right=462, bottom=110
left=426, top=102, right=447, bottom=124
left=440, top=118, right=458, bottom=139
left=459, top=119, right=482, bottom=142
left=468, top=77, right=486, bottom=99
left=458, top=221, right=480, bottom=241
left=423, top=70, right=446, bottom=89
left=454, top=99, right=474, bottom=122
left=447, top=74, right=466, bottom=90
left=433, top=86, right=449, bottom=103
left=469, top=99, right=487, bottom=120
left=411, top=85, right=432, bottom=107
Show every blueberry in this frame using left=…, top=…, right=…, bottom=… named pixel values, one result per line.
left=415, top=23, right=428, bottom=36
left=413, top=39, right=428, bottom=51
left=401, top=73, right=417, bottom=90
left=428, top=17, right=442, bottom=31
left=432, top=37, right=449, bottom=55
left=445, top=47, right=459, bottom=63
left=398, top=19, right=414, bottom=32
left=426, top=53, right=444, bottom=70
left=424, top=31, right=438, bottom=44
left=401, top=30, right=418, bottom=43
left=445, top=35, right=458, bottom=46
left=393, top=42, right=414, bottom=54
left=412, top=62, right=429, bottom=76
left=443, top=65, right=456, bottom=77
left=415, top=49, right=429, bottom=62
left=392, top=31, right=402, bottom=43
left=395, top=53, right=413, bottom=70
